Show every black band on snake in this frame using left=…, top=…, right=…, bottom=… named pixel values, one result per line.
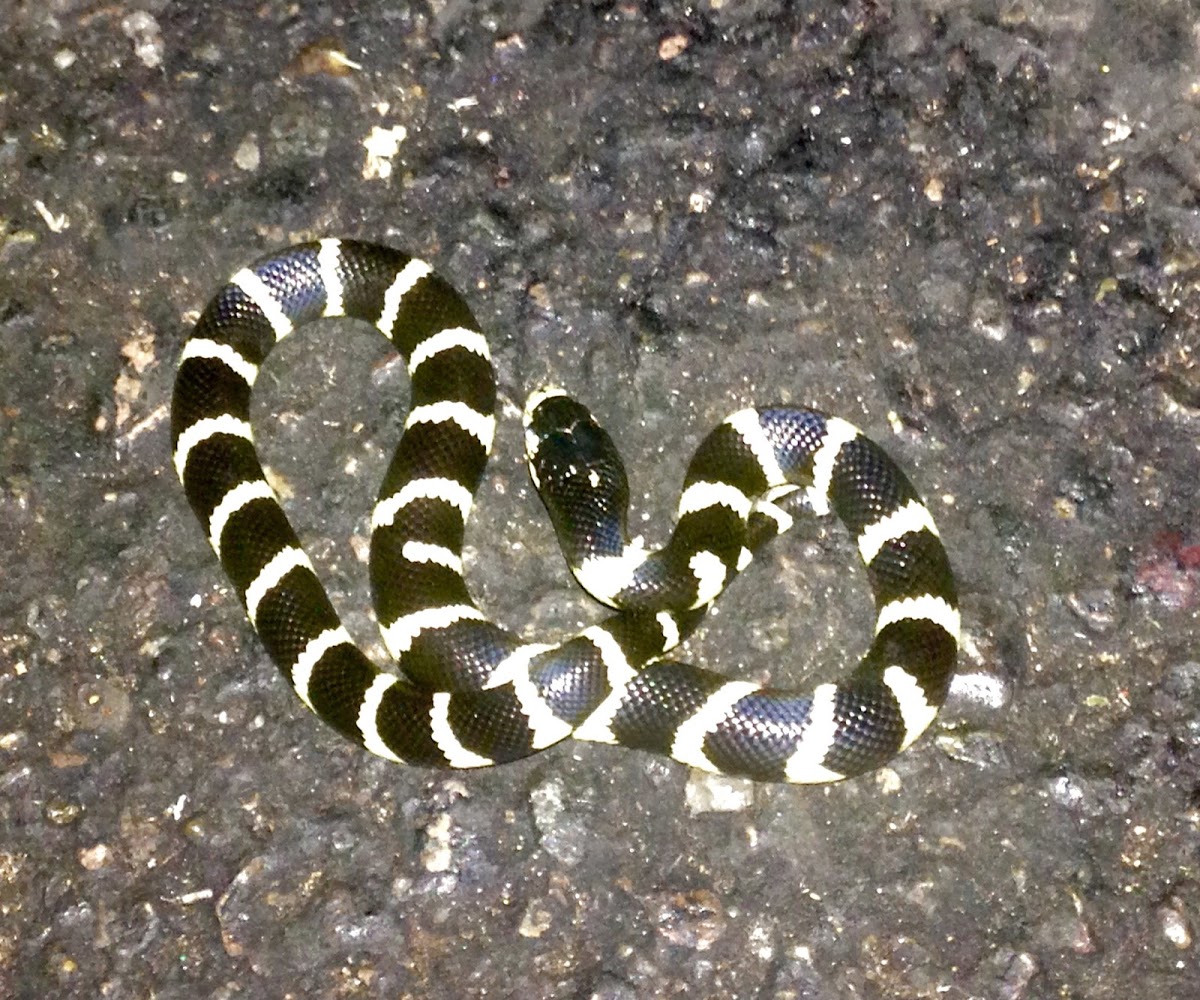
left=171, top=239, right=959, bottom=783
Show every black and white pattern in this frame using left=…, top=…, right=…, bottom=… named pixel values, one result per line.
left=171, top=239, right=959, bottom=783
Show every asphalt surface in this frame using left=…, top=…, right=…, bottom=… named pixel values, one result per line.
left=1, top=1, right=1198, bottom=998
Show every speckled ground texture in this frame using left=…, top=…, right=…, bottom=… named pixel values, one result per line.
left=1, top=0, right=1198, bottom=997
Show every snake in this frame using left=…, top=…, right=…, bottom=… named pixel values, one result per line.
left=170, top=238, right=959, bottom=783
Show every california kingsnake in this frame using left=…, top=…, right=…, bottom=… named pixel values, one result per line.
left=171, top=239, right=959, bottom=783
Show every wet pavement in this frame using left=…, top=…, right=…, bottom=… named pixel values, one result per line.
left=1, top=2, right=1197, bottom=997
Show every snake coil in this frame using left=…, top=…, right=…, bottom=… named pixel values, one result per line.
left=171, top=239, right=958, bottom=783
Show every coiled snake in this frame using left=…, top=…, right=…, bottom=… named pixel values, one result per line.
left=171, top=239, right=958, bottom=782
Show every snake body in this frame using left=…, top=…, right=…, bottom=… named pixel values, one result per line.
left=171, top=239, right=958, bottom=782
